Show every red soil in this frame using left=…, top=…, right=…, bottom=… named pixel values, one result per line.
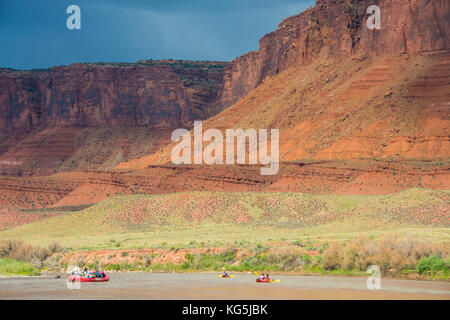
left=0, top=208, right=61, bottom=230
left=0, top=160, right=447, bottom=210
left=56, top=247, right=248, bottom=267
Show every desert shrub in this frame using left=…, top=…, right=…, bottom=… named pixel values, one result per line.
left=47, top=241, right=64, bottom=254
left=180, top=249, right=239, bottom=271
left=321, top=236, right=450, bottom=274
left=315, top=255, right=323, bottom=265
left=0, top=239, right=51, bottom=268
left=108, top=263, right=121, bottom=271
left=221, top=248, right=238, bottom=263
left=0, top=239, right=22, bottom=257
left=143, top=254, right=152, bottom=266
left=417, top=256, right=448, bottom=275
left=302, top=254, right=312, bottom=265
left=239, top=254, right=272, bottom=272
left=292, top=240, right=306, bottom=247
left=266, top=247, right=306, bottom=271
left=43, top=256, right=58, bottom=270
left=322, top=243, right=341, bottom=270
left=121, top=251, right=128, bottom=257
left=251, top=245, right=269, bottom=255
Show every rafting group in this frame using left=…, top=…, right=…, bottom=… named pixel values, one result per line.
left=67, top=266, right=276, bottom=283
left=68, top=267, right=109, bottom=282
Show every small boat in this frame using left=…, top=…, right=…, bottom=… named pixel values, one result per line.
left=67, top=274, right=109, bottom=282
left=221, top=274, right=231, bottom=278
left=256, top=278, right=272, bottom=283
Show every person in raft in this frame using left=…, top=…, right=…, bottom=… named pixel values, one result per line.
left=222, top=267, right=229, bottom=277
left=265, top=274, right=271, bottom=281
left=259, top=273, right=265, bottom=280
left=88, top=269, right=96, bottom=278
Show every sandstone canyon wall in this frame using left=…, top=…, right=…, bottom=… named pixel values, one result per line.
left=0, top=0, right=448, bottom=176
left=0, top=60, right=226, bottom=132
left=0, top=61, right=225, bottom=175
left=217, top=0, right=449, bottom=109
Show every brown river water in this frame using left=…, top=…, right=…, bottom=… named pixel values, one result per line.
left=0, top=273, right=449, bottom=300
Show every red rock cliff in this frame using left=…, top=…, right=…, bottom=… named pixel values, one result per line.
left=0, top=61, right=226, bottom=175
left=217, top=0, right=449, bottom=109
left=0, top=60, right=226, bottom=132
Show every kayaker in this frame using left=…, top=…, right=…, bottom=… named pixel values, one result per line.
left=220, top=267, right=228, bottom=277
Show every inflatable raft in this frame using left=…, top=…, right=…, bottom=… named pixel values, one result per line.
left=256, top=278, right=272, bottom=283
left=68, top=274, right=109, bottom=282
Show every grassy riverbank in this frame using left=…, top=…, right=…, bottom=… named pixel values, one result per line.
left=2, top=236, right=444, bottom=280
left=0, top=258, right=40, bottom=276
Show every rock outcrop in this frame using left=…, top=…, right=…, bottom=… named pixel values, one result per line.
left=217, top=0, right=449, bottom=108
left=0, top=60, right=226, bottom=132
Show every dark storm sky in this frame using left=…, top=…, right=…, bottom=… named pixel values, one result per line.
left=0, top=0, right=314, bottom=70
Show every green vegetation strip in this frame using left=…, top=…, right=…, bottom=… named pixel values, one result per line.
left=0, top=258, right=40, bottom=276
